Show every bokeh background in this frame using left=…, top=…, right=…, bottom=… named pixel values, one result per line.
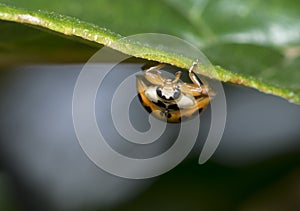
left=1, top=0, right=300, bottom=210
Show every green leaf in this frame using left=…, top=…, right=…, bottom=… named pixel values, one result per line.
left=0, top=1, right=300, bottom=104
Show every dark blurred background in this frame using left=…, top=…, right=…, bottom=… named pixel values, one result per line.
left=0, top=63, right=300, bottom=211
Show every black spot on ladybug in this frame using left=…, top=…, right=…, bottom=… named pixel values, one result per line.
left=143, top=106, right=152, bottom=113
left=137, top=94, right=142, bottom=101
left=167, top=104, right=179, bottom=110
left=154, top=100, right=166, bottom=108
left=167, top=113, right=172, bottom=118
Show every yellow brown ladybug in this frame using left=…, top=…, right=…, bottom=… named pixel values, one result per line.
left=136, top=60, right=215, bottom=123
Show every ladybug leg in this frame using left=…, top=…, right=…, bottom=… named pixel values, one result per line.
left=182, top=60, right=215, bottom=97
left=144, top=63, right=166, bottom=86
left=188, top=59, right=202, bottom=88
left=180, top=83, right=211, bottom=97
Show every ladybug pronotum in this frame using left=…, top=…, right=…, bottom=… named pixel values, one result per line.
left=136, top=60, right=215, bottom=123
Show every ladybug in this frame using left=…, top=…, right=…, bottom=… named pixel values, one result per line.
left=136, top=60, right=215, bottom=123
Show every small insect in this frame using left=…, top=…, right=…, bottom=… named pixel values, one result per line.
left=136, top=60, right=215, bottom=123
